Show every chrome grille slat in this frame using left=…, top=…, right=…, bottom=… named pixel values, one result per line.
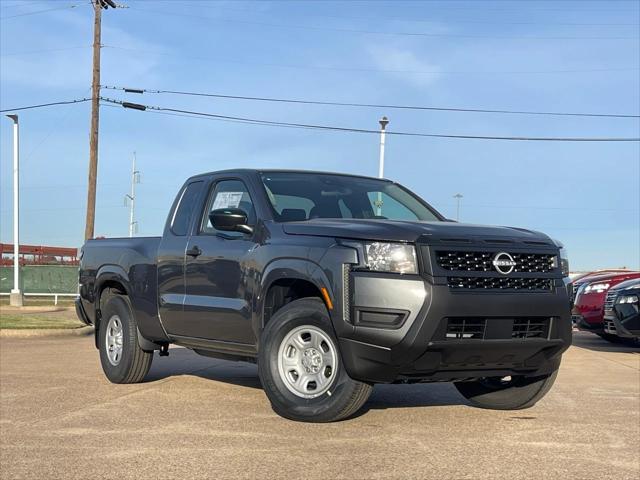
left=604, top=289, right=618, bottom=316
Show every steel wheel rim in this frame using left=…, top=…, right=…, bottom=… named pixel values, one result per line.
left=277, top=325, right=338, bottom=399
left=105, top=315, right=124, bottom=366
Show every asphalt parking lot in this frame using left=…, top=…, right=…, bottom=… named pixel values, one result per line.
left=1, top=331, right=638, bottom=480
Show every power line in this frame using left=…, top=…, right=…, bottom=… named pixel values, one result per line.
left=148, top=2, right=640, bottom=27
left=0, top=98, right=91, bottom=113
left=127, top=5, right=638, bottom=40
left=101, top=45, right=639, bottom=76
left=0, top=3, right=85, bottom=20
left=102, top=85, right=640, bottom=119
left=99, top=97, right=640, bottom=142
left=0, top=45, right=92, bottom=57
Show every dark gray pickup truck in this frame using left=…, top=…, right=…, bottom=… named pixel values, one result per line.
left=77, top=169, right=572, bottom=422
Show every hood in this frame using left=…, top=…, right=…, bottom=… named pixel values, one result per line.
left=610, top=277, right=640, bottom=291
left=281, top=218, right=554, bottom=245
left=575, top=271, right=640, bottom=286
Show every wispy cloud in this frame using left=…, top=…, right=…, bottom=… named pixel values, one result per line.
left=0, top=8, right=161, bottom=90
left=366, top=44, right=442, bottom=87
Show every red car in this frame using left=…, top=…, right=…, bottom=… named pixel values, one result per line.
left=573, top=270, right=640, bottom=340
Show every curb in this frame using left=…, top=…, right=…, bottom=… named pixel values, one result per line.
left=0, top=326, right=94, bottom=338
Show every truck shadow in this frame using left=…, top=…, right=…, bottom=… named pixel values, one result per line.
left=144, top=347, right=470, bottom=412
left=571, top=331, right=639, bottom=353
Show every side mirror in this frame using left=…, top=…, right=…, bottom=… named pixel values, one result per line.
left=209, top=208, right=253, bottom=234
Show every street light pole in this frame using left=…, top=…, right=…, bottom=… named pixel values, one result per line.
left=376, top=116, right=389, bottom=216
left=453, top=193, right=463, bottom=221
left=6, top=114, right=23, bottom=306
left=378, top=116, right=389, bottom=179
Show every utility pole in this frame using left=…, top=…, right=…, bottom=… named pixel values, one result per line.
left=124, top=152, right=140, bottom=237
left=375, top=116, right=389, bottom=216
left=5, top=114, right=23, bottom=306
left=453, top=193, right=463, bottom=221
left=84, top=0, right=117, bottom=241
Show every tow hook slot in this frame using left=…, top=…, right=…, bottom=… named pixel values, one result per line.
left=159, top=344, right=169, bottom=357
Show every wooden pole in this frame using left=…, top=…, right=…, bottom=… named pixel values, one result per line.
left=84, top=1, right=102, bottom=241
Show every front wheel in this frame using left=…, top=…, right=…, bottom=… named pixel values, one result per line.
left=454, top=369, right=558, bottom=410
left=258, top=298, right=372, bottom=422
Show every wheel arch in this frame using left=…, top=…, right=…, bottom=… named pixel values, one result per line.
left=93, top=267, right=158, bottom=351
left=258, top=259, right=335, bottom=335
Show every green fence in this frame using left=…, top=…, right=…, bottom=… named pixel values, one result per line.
left=0, top=266, right=78, bottom=294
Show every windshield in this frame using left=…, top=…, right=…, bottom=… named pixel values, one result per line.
left=260, top=172, right=442, bottom=222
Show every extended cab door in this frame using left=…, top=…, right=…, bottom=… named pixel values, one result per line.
left=181, top=177, right=259, bottom=344
left=157, top=179, right=205, bottom=335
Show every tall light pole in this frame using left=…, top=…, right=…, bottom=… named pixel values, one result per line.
left=124, top=151, right=140, bottom=237
left=6, top=114, right=23, bottom=306
left=376, top=116, right=389, bottom=216
left=453, top=193, right=463, bottom=221
left=84, top=0, right=117, bottom=241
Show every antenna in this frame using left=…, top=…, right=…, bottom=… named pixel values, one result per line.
left=124, top=151, right=140, bottom=236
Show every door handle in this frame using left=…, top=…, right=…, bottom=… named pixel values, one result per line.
left=186, top=245, right=202, bottom=257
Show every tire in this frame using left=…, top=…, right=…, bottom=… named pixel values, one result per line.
left=258, top=298, right=372, bottom=422
left=98, top=291, right=153, bottom=384
left=454, top=369, right=558, bottom=410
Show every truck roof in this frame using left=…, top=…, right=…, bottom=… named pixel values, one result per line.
left=187, top=169, right=394, bottom=183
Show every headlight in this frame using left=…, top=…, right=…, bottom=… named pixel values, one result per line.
left=617, top=295, right=639, bottom=304
left=364, top=242, right=417, bottom=274
left=559, top=248, right=570, bottom=277
left=584, top=282, right=610, bottom=294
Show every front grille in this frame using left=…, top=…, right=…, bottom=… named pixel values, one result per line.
left=444, top=317, right=551, bottom=340
left=448, top=277, right=553, bottom=291
left=436, top=251, right=556, bottom=273
left=604, top=317, right=617, bottom=334
left=604, top=289, right=618, bottom=315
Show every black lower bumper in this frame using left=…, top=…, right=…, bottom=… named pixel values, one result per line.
left=573, top=315, right=604, bottom=333
left=339, top=275, right=572, bottom=383
left=611, top=304, right=640, bottom=338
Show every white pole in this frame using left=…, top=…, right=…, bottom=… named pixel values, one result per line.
left=129, top=152, right=136, bottom=237
left=453, top=193, right=463, bottom=221
left=6, top=114, right=23, bottom=306
left=376, top=116, right=389, bottom=216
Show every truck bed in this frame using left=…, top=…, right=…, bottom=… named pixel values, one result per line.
left=79, top=236, right=168, bottom=342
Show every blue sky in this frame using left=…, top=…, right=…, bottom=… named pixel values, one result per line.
left=1, top=0, right=639, bottom=271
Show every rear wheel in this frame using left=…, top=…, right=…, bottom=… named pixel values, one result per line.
left=98, top=292, right=153, bottom=384
left=258, top=298, right=372, bottom=422
left=454, top=370, right=558, bottom=410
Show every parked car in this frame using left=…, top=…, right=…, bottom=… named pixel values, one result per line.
left=603, top=279, right=640, bottom=344
left=570, top=269, right=633, bottom=301
left=572, top=271, right=640, bottom=341
left=76, top=169, right=572, bottom=422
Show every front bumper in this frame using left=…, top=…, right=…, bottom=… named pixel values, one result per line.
left=338, top=272, right=572, bottom=383
left=573, top=314, right=604, bottom=333
left=609, top=303, right=640, bottom=338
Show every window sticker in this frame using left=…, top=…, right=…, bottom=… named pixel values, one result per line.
left=212, top=192, right=243, bottom=210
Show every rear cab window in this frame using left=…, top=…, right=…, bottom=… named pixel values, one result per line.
left=171, top=181, right=204, bottom=236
